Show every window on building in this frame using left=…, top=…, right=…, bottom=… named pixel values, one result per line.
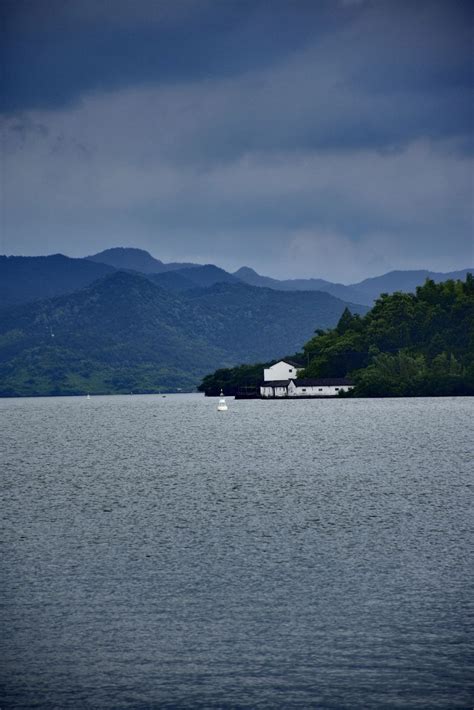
left=318, top=388, right=322, bottom=391
left=302, top=388, right=306, bottom=392
left=335, top=387, right=339, bottom=391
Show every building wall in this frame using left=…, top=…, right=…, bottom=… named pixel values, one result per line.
left=288, top=382, right=353, bottom=397
left=260, top=383, right=353, bottom=398
left=261, top=385, right=288, bottom=398
left=263, top=361, right=300, bottom=382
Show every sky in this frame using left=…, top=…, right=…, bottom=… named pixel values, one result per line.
left=1, top=0, right=473, bottom=282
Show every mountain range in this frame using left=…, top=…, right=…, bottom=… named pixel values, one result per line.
left=0, top=247, right=471, bottom=395
left=2, top=247, right=471, bottom=307
left=232, top=266, right=474, bottom=305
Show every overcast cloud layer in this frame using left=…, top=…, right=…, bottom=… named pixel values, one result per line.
left=1, top=0, right=473, bottom=281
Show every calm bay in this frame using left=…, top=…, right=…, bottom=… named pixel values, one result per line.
left=1, top=394, right=473, bottom=709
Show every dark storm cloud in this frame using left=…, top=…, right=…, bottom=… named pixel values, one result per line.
left=2, top=0, right=472, bottom=148
left=1, top=0, right=333, bottom=112
left=1, top=0, right=473, bottom=280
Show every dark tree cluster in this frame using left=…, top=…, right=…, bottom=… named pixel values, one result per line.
left=302, top=275, right=474, bottom=396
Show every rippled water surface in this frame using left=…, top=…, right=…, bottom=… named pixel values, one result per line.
left=1, top=394, right=473, bottom=709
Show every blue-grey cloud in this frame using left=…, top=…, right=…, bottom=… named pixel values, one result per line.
left=1, top=0, right=472, bottom=280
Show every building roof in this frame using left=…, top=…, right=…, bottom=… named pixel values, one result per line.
left=292, top=378, right=354, bottom=386
left=260, top=380, right=291, bottom=387
left=267, top=359, right=304, bottom=369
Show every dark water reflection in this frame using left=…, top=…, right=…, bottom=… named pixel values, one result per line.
left=1, top=395, right=473, bottom=708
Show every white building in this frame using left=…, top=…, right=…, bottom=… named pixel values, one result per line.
left=260, top=377, right=354, bottom=398
left=288, top=378, right=354, bottom=397
left=263, top=359, right=304, bottom=382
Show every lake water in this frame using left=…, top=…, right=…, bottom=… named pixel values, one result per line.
left=1, top=394, right=473, bottom=709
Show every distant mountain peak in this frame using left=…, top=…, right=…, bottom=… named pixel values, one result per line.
left=86, top=247, right=166, bottom=273
left=234, top=266, right=259, bottom=277
left=85, top=246, right=202, bottom=274
left=88, top=247, right=155, bottom=258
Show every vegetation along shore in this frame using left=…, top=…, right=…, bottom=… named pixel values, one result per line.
left=199, top=276, right=474, bottom=398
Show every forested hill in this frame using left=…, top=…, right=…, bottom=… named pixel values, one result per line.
left=0, top=271, right=365, bottom=396
left=200, top=276, right=474, bottom=397
left=302, top=275, right=474, bottom=395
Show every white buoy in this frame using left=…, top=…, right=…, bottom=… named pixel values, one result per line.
left=217, top=390, right=228, bottom=411
left=86, top=393, right=91, bottom=399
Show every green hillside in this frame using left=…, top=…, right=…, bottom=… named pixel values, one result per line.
left=0, top=272, right=227, bottom=396
left=0, top=271, right=365, bottom=396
